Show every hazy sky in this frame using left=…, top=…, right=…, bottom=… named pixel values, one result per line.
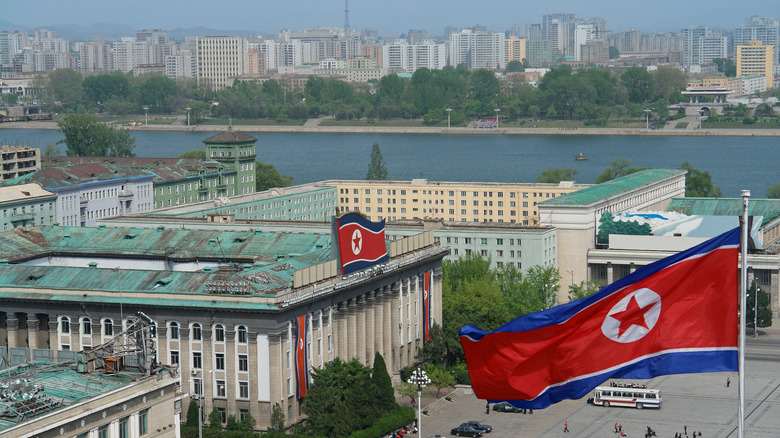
left=4, top=0, right=777, bottom=36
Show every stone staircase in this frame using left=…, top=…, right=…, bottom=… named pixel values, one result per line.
left=423, top=385, right=472, bottom=415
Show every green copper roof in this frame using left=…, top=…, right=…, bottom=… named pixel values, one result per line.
left=667, top=197, right=780, bottom=223
left=539, top=169, right=686, bottom=207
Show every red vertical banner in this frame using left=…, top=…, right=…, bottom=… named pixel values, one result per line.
left=423, top=270, right=431, bottom=343
left=295, top=314, right=309, bottom=398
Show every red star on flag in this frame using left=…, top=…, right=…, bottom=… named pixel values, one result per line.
left=611, top=295, right=650, bottom=338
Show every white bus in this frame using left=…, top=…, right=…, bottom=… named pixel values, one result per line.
left=589, top=386, right=662, bottom=409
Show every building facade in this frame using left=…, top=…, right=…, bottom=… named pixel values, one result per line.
left=196, top=36, right=248, bottom=91
left=733, top=16, right=779, bottom=64
left=504, top=37, right=527, bottom=65
left=0, top=144, right=40, bottom=182
left=0, top=183, right=56, bottom=231
left=736, top=41, right=774, bottom=89
left=449, top=29, right=506, bottom=70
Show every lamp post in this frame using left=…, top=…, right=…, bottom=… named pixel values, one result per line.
left=494, top=108, right=501, bottom=128
left=446, top=108, right=452, bottom=128
left=142, top=106, right=149, bottom=125
left=185, top=107, right=191, bottom=126
left=644, top=108, right=651, bottom=130
left=565, top=269, right=575, bottom=291
left=408, top=368, right=430, bottom=438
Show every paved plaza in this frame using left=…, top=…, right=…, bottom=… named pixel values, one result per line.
left=418, top=332, right=780, bottom=438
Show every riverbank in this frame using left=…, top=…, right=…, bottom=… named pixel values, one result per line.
left=3, top=119, right=780, bottom=136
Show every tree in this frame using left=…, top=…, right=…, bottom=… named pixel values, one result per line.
left=270, top=402, right=285, bottom=431
left=713, top=58, right=737, bottom=77
left=595, top=159, right=647, bottom=183
left=524, top=265, right=560, bottom=309
left=653, top=67, right=687, bottom=101
left=569, top=279, right=603, bottom=302
left=394, top=380, right=417, bottom=405
left=419, top=323, right=448, bottom=366
left=426, top=365, right=455, bottom=397
left=178, top=149, right=207, bottom=159
left=57, top=114, right=136, bottom=157
left=680, top=162, right=721, bottom=197
left=506, top=60, right=525, bottom=73
left=239, top=412, right=256, bottom=432
left=47, top=68, right=83, bottom=104
left=185, top=399, right=199, bottom=426
left=609, top=46, right=620, bottom=59
left=621, top=67, right=655, bottom=103
left=371, top=353, right=396, bottom=411
left=255, top=162, right=293, bottom=191
left=766, top=183, right=780, bottom=198
left=535, top=167, right=579, bottom=183
left=746, top=281, right=772, bottom=330
left=366, top=142, right=389, bottom=180
left=207, top=407, right=222, bottom=429
left=469, top=69, right=500, bottom=105
left=225, top=415, right=240, bottom=431
left=138, top=75, right=179, bottom=112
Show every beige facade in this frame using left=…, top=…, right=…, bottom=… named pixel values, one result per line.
left=736, top=40, right=774, bottom=89
left=328, top=179, right=588, bottom=226
left=0, top=145, right=40, bottom=182
left=505, top=37, right=527, bottom=64
left=196, top=36, right=248, bottom=91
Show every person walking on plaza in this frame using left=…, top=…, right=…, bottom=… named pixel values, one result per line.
left=615, top=423, right=620, bottom=433
left=485, top=402, right=490, bottom=415
left=564, top=421, right=569, bottom=433
left=727, top=377, right=730, bottom=387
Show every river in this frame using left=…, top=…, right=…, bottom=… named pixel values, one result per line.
left=0, top=128, right=776, bottom=198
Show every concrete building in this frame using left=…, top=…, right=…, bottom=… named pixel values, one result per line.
left=537, top=169, right=687, bottom=303
left=580, top=40, right=609, bottom=64
left=733, top=16, right=779, bottom=64
left=505, top=37, right=527, bottom=65
left=0, top=144, right=40, bottom=182
left=0, top=224, right=447, bottom=429
left=382, top=40, right=447, bottom=74
left=196, top=36, right=248, bottom=91
left=737, top=41, right=774, bottom=89
left=681, top=26, right=727, bottom=66
left=449, top=29, right=506, bottom=70
left=574, top=24, right=597, bottom=61
left=328, top=179, right=588, bottom=226
left=0, top=183, right=56, bottom=231
left=525, top=40, right=553, bottom=67
left=165, top=49, right=197, bottom=79
left=79, top=41, right=112, bottom=74
left=0, top=362, right=182, bottom=438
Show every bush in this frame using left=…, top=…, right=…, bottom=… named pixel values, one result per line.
left=348, top=406, right=415, bottom=438
left=742, top=117, right=756, bottom=124
left=399, top=366, right=415, bottom=383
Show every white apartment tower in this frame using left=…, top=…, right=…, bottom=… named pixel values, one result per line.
left=196, top=36, right=248, bottom=91
left=79, top=42, right=111, bottom=74
left=574, top=24, right=597, bottom=61
left=733, top=16, right=779, bottom=64
left=449, top=29, right=505, bottom=70
left=382, top=39, right=446, bottom=74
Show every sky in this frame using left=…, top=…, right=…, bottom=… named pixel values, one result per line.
left=3, top=0, right=778, bottom=36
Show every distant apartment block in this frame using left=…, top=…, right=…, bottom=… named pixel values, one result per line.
left=525, top=39, right=553, bottom=67
left=196, top=36, right=248, bottom=91
left=505, top=37, right=527, bottom=64
left=682, top=26, right=727, bottom=66
left=736, top=40, right=774, bottom=89
left=449, top=29, right=505, bottom=70
left=382, top=39, right=447, bottom=73
left=0, top=145, right=40, bottom=182
left=328, top=179, right=588, bottom=226
left=733, top=16, right=779, bottom=64
left=79, top=41, right=112, bottom=74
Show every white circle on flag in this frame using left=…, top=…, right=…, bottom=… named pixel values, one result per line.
left=351, top=229, right=363, bottom=255
left=601, top=288, right=662, bottom=343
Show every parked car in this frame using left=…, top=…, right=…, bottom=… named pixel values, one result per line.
left=450, top=424, right=484, bottom=437
left=465, top=421, right=493, bottom=433
left=492, top=401, right=519, bottom=413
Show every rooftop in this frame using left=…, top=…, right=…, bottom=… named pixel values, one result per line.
left=2, top=163, right=156, bottom=189
left=667, top=197, right=780, bottom=223
left=539, top=169, right=686, bottom=207
left=0, top=183, right=55, bottom=203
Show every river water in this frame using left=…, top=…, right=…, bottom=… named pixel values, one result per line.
left=0, top=128, right=776, bottom=198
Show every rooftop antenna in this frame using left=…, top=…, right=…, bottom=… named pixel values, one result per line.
left=344, top=0, right=351, bottom=36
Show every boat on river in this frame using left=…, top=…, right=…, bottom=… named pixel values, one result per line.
left=575, top=153, right=588, bottom=161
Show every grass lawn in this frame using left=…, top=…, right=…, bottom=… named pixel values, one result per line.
left=703, top=119, right=780, bottom=129
left=675, top=122, right=689, bottom=129
left=319, top=119, right=443, bottom=127
left=201, top=118, right=305, bottom=126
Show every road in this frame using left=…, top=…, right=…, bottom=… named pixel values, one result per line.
left=419, top=333, right=780, bottom=438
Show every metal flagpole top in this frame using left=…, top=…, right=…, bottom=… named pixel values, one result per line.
left=738, top=189, right=750, bottom=438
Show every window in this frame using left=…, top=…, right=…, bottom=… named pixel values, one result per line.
left=103, top=319, right=113, bottom=336
left=170, top=322, right=179, bottom=339
left=237, top=325, right=248, bottom=343
left=82, top=318, right=92, bottom=335
left=239, top=354, right=249, bottom=371
left=170, top=350, right=179, bottom=365
left=193, top=378, right=203, bottom=396
left=218, top=407, right=226, bottom=423
left=239, top=381, right=249, bottom=398
left=481, top=238, right=488, bottom=245
left=139, top=409, right=148, bottom=435
left=328, top=334, right=332, bottom=351
left=119, top=416, right=129, bottom=438
left=98, top=425, right=108, bottom=438
left=192, top=323, right=202, bottom=340
left=193, top=352, right=202, bottom=369
left=215, top=325, right=225, bottom=342
left=216, top=380, right=226, bottom=397
left=60, top=317, right=70, bottom=334
left=216, top=353, right=225, bottom=370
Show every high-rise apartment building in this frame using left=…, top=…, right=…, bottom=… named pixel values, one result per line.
left=78, top=42, right=111, bottom=74
left=542, top=13, right=575, bottom=40
left=574, top=24, right=597, bottom=61
left=0, top=31, right=26, bottom=64
left=525, top=39, right=552, bottom=67
left=196, top=36, right=248, bottom=91
left=505, top=37, right=527, bottom=64
left=382, top=39, right=446, bottom=73
left=449, top=29, right=505, bottom=70
left=682, top=26, right=726, bottom=66
left=733, top=16, right=779, bottom=63
left=736, top=40, right=774, bottom=89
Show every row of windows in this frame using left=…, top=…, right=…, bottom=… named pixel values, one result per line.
left=340, top=187, right=559, bottom=199
left=1, top=202, right=53, bottom=217
left=189, top=352, right=249, bottom=372
left=58, top=318, right=248, bottom=343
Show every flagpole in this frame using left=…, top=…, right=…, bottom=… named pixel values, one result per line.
left=738, top=189, right=750, bottom=438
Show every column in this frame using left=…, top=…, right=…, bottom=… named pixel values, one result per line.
left=433, top=268, right=444, bottom=328
left=382, top=286, right=393, bottom=370
left=48, top=319, right=58, bottom=354
left=267, top=332, right=283, bottom=426
left=606, top=263, right=614, bottom=285
left=373, top=289, right=384, bottom=364
left=400, top=280, right=409, bottom=367
left=337, top=302, right=348, bottom=360
left=5, top=316, right=19, bottom=349
left=347, top=298, right=357, bottom=360
left=389, top=282, right=400, bottom=372
left=356, top=296, right=366, bottom=365
left=365, top=292, right=375, bottom=366
left=27, top=315, right=40, bottom=350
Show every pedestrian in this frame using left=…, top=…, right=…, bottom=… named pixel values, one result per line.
left=727, top=377, right=730, bottom=387
left=684, top=425, right=687, bottom=435
left=615, top=423, right=619, bottom=433
left=619, top=424, right=623, bottom=433
left=564, top=420, right=569, bottom=433
left=486, top=401, right=490, bottom=415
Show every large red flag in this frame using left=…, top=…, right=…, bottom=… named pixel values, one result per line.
left=423, top=270, right=432, bottom=343
left=460, top=227, right=739, bottom=409
left=337, top=213, right=388, bottom=275
left=295, top=315, right=308, bottom=398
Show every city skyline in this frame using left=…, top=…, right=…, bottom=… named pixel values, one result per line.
left=3, top=0, right=778, bottom=37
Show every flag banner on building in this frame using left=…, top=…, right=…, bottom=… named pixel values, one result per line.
left=295, top=314, right=309, bottom=399
left=336, top=212, right=389, bottom=275
left=460, top=227, right=740, bottom=409
left=423, top=270, right=432, bottom=343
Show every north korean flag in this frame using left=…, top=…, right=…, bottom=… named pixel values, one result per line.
left=337, top=213, right=389, bottom=275
left=460, top=227, right=740, bottom=409
left=295, top=314, right=309, bottom=399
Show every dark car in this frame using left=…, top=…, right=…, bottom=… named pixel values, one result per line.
left=450, top=424, right=484, bottom=437
left=465, top=421, right=493, bottom=433
left=492, top=401, right=519, bottom=413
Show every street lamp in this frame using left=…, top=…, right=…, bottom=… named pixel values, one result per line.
left=494, top=108, right=501, bottom=128
left=185, top=107, right=192, bottom=126
left=408, top=368, right=430, bottom=438
left=565, top=269, right=574, bottom=289
left=644, top=108, right=651, bottom=130
left=142, top=106, right=149, bottom=125
left=446, top=108, right=452, bottom=128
